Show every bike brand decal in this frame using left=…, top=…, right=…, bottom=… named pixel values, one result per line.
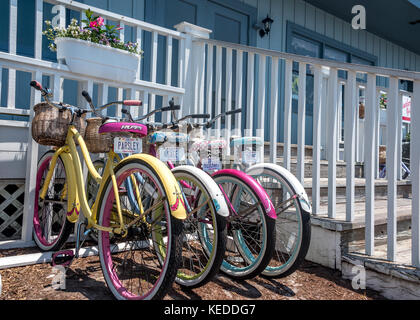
left=120, top=125, right=143, bottom=131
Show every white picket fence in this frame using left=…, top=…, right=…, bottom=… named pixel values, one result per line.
left=1, top=0, right=420, bottom=269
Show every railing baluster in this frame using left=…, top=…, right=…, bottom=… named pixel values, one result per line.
left=387, top=76, right=399, bottom=262
left=141, top=91, right=149, bottom=117
left=166, top=36, right=173, bottom=86
left=411, top=80, right=420, bottom=267
left=258, top=55, right=266, bottom=162
left=215, top=45, right=222, bottom=132
left=136, top=27, right=142, bottom=80
left=235, top=50, right=243, bottom=136
left=270, top=57, right=279, bottom=164
left=246, top=53, right=255, bottom=137
left=9, top=0, right=17, bottom=55
left=365, top=73, right=377, bottom=256
left=117, top=87, right=123, bottom=118
left=178, top=37, right=185, bottom=111
left=225, top=48, right=233, bottom=153
left=297, top=62, right=307, bottom=183
left=375, top=88, right=381, bottom=179
left=98, top=83, right=109, bottom=117
left=283, top=59, right=293, bottom=171
left=34, top=0, right=43, bottom=60
left=52, top=75, right=63, bottom=102
left=312, top=65, right=323, bottom=215
left=206, top=44, right=214, bottom=116
left=328, top=68, right=338, bottom=218
left=149, top=31, right=158, bottom=122
left=397, top=91, right=403, bottom=180
left=344, top=71, right=357, bottom=222
left=197, top=41, right=206, bottom=117
left=7, top=0, right=17, bottom=110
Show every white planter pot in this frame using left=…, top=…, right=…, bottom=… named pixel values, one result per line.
left=55, top=37, right=140, bottom=83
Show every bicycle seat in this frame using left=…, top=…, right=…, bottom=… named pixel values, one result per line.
left=148, top=131, right=189, bottom=144
left=98, top=122, right=148, bottom=137
left=230, top=136, right=263, bottom=147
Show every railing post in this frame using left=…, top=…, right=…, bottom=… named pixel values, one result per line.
left=411, top=80, right=420, bottom=267
left=174, top=22, right=212, bottom=118
left=8, top=0, right=18, bottom=110
left=365, top=73, right=377, bottom=256
left=22, top=70, right=42, bottom=243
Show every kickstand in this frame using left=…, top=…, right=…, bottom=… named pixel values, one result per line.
left=51, top=221, right=92, bottom=269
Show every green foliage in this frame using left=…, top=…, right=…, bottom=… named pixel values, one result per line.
left=43, top=9, right=143, bottom=55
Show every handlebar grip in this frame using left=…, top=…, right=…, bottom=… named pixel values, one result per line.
left=123, top=100, right=142, bottom=106
left=81, top=90, right=92, bottom=103
left=161, top=105, right=180, bottom=112
left=30, top=81, right=43, bottom=91
left=226, top=108, right=242, bottom=115
left=191, top=113, right=210, bottom=119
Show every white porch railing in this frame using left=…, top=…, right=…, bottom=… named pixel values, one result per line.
left=191, top=37, right=420, bottom=267
left=1, top=0, right=420, bottom=270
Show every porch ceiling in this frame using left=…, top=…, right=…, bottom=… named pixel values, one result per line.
left=304, top=0, right=420, bottom=56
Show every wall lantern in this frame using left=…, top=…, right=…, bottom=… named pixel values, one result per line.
left=256, top=15, right=274, bottom=38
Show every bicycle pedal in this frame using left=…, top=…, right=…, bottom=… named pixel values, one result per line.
left=51, top=250, right=74, bottom=267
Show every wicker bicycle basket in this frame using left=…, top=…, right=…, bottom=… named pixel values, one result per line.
left=84, top=117, right=113, bottom=153
left=84, top=118, right=144, bottom=154
left=31, top=102, right=87, bottom=147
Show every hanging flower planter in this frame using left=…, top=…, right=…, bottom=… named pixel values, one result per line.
left=43, top=9, right=142, bottom=83
left=55, top=37, right=140, bottom=83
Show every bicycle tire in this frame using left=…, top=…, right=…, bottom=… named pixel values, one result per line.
left=172, top=166, right=227, bottom=288
left=247, top=164, right=311, bottom=278
left=33, top=150, right=74, bottom=252
left=212, top=172, right=276, bottom=280
left=97, top=158, right=183, bottom=300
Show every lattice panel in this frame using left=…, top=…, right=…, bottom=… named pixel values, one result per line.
left=0, top=182, right=25, bottom=240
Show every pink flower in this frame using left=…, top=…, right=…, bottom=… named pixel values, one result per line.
left=96, top=17, right=104, bottom=26
left=89, top=20, right=98, bottom=28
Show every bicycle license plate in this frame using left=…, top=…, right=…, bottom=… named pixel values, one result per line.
left=243, top=150, right=259, bottom=164
left=202, top=157, right=222, bottom=172
left=158, top=147, right=186, bottom=162
left=114, top=137, right=142, bottom=154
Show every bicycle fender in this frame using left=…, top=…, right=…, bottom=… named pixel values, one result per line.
left=246, top=163, right=312, bottom=213
left=212, top=169, right=277, bottom=220
left=171, top=165, right=230, bottom=218
left=120, top=154, right=187, bottom=220
left=59, top=152, right=81, bottom=223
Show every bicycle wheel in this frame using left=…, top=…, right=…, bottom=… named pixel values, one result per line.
left=97, top=158, right=183, bottom=300
left=172, top=166, right=227, bottom=288
left=33, top=150, right=74, bottom=251
left=247, top=164, right=311, bottom=278
left=212, top=172, right=276, bottom=280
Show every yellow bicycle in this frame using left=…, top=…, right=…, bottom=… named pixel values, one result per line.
left=30, top=81, right=186, bottom=300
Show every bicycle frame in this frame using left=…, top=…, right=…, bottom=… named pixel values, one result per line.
left=39, top=125, right=125, bottom=234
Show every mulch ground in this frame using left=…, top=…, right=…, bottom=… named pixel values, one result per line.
left=0, top=247, right=385, bottom=300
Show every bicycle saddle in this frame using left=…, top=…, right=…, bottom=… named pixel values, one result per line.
left=230, top=136, right=263, bottom=147
left=148, top=131, right=189, bottom=144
